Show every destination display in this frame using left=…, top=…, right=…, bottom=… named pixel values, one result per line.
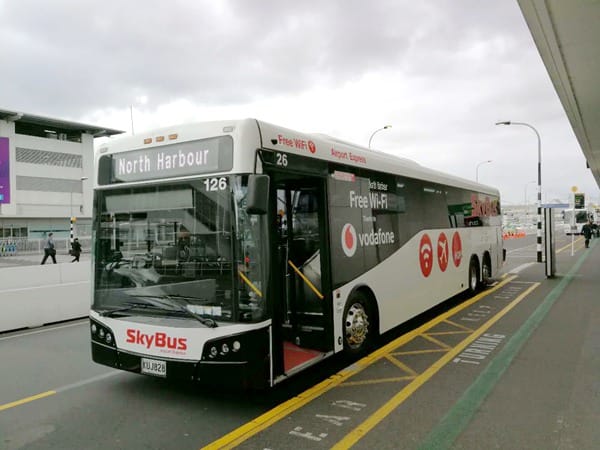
left=100, top=136, right=233, bottom=184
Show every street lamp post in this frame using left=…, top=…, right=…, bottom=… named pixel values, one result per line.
left=476, top=160, right=492, bottom=182
left=368, top=125, right=392, bottom=149
left=496, top=121, right=542, bottom=263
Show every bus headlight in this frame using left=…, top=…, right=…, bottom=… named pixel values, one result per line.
left=90, top=319, right=117, bottom=348
left=232, top=341, right=241, bottom=352
left=221, top=343, right=229, bottom=354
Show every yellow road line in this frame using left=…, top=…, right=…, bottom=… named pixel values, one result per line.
left=391, top=349, right=448, bottom=356
left=444, top=319, right=474, bottom=333
left=384, top=355, right=419, bottom=377
left=331, top=281, right=540, bottom=449
left=340, top=376, right=416, bottom=387
left=0, top=390, right=56, bottom=412
left=557, top=236, right=583, bottom=253
left=421, top=334, right=452, bottom=350
left=202, top=275, right=518, bottom=449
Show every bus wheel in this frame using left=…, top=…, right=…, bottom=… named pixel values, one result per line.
left=468, top=258, right=480, bottom=295
left=343, top=292, right=373, bottom=356
left=481, top=255, right=492, bottom=288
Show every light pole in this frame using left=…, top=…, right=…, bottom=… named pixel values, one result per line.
left=496, top=121, right=542, bottom=262
left=70, top=177, right=88, bottom=243
left=475, top=160, right=492, bottom=182
left=368, top=125, right=392, bottom=149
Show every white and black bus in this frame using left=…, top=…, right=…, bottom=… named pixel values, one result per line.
left=90, top=119, right=503, bottom=388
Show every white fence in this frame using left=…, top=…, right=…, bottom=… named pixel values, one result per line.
left=0, top=262, right=91, bottom=333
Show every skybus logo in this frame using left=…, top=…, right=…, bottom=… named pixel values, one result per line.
left=126, top=329, right=187, bottom=351
left=341, top=223, right=395, bottom=257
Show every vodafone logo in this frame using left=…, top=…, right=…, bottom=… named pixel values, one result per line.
left=341, top=223, right=357, bottom=257
left=308, top=140, right=316, bottom=154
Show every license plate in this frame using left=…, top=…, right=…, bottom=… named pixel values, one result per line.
left=141, top=358, right=167, bottom=377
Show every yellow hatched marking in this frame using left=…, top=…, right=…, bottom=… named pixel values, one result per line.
left=391, top=348, right=448, bottom=356
left=384, top=354, right=419, bottom=377
left=202, top=275, right=519, bottom=450
left=427, top=330, right=471, bottom=336
left=340, top=376, right=416, bottom=387
left=0, top=391, right=56, bottom=411
left=421, top=333, right=452, bottom=350
left=331, top=281, right=540, bottom=449
left=444, top=319, right=474, bottom=333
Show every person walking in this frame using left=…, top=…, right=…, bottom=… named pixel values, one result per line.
left=41, top=232, right=57, bottom=264
left=581, top=220, right=593, bottom=249
left=71, top=237, right=82, bottom=262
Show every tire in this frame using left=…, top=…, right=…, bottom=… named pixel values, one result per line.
left=481, top=255, right=492, bottom=288
left=467, top=257, right=480, bottom=296
left=342, top=292, right=374, bottom=356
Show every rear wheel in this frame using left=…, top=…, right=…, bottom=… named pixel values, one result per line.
left=467, top=258, right=480, bottom=295
left=343, top=292, right=374, bottom=356
left=481, top=255, right=492, bottom=288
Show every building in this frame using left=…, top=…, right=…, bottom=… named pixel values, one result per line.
left=0, top=108, right=123, bottom=242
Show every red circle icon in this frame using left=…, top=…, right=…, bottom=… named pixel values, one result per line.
left=308, top=141, right=316, bottom=154
left=452, top=232, right=462, bottom=267
left=341, top=223, right=357, bottom=257
left=419, top=234, right=433, bottom=277
left=437, top=232, right=449, bottom=272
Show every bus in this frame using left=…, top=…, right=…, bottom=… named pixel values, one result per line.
left=563, top=208, right=595, bottom=235
left=90, top=119, right=504, bottom=388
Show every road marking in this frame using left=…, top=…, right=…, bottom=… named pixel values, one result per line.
left=331, top=281, right=539, bottom=449
left=0, top=319, right=87, bottom=341
left=556, top=236, right=584, bottom=254
left=0, top=371, right=121, bottom=413
left=201, top=276, right=518, bottom=450
left=418, top=239, right=595, bottom=449
left=0, top=391, right=56, bottom=412
left=507, top=262, right=536, bottom=274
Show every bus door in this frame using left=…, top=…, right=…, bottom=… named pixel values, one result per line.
left=269, top=172, right=332, bottom=376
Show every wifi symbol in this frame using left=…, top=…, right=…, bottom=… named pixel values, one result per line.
left=419, top=234, right=433, bottom=277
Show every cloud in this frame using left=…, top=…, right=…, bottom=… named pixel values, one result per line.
left=1, top=0, right=598, bottom=205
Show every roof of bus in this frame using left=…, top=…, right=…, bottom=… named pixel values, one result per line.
left=96, top=118, right=500, bottom=198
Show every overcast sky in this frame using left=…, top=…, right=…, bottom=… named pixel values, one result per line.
left=1, top=0, right=598, bottom=205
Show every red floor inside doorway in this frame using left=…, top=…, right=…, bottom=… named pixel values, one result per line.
left=283, top=341, right=322, bottom=372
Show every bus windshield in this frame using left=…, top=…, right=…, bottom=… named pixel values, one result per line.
left=92, top=175, right=267, bottom=324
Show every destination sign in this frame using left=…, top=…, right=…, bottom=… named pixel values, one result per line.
left=101, top=136, right=233, bottom=184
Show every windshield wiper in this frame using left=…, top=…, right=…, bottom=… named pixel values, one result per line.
left=100, top=301, right=165, bottom=317
left=128, top=294, right=218, bottom=328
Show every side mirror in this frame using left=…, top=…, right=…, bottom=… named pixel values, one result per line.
left=246, top=174, right=269, bottom=215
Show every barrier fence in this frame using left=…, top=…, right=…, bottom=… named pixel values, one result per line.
left=0, top=237, right=92, bottom=257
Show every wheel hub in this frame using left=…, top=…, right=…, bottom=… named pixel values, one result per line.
left=345, top=303, right=369, bottom=349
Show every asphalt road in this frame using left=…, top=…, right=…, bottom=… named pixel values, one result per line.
left=1, top=232, right=596, bottom=449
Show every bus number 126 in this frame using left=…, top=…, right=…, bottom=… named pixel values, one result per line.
left=203, top=177, right=227, bottom=191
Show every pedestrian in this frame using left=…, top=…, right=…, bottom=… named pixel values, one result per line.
left=71, top=237, right=82, bottom=262
left=581, top=220, right=593, bottom=248
left=41, top=232, right=57, bottom=264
